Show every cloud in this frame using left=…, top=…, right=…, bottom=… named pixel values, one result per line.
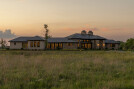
left=0, top=29, right=16, bottom=38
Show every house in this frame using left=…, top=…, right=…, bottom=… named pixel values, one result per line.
left=9, top=30, right=120, bottom=50
left=9, top=36, right=45, bottom=50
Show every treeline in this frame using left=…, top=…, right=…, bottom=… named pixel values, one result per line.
left=120, top=38, right=134, bottom=50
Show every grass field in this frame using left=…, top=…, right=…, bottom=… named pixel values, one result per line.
left=0, top=51, right=134, bottom=89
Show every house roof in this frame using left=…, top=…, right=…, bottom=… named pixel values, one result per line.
left=9, top=36, right=45, bottom=42
left=48, top=38, right=78, bottom=43
left=105, top=39, right=120, bottom=44
left=66, top=33, right=106, bottom=40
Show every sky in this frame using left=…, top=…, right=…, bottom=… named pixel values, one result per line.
left=0, top=0, right=134, bottom=41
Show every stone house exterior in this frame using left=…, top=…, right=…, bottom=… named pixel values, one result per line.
left=9, top=30, right=120, bottom=50
left=9, top=36, right=45, bottom=50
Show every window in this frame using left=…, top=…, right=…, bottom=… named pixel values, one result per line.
left=88, top=44, right=91, bottom=49
left=51, top=43, right=54, bottom=49
left=37, top=42, right=40, bottom=47
left=103, top=44, right=105, bottom=47
left=59, top=43, right=63, bottom=48
left=55, top=43, right=58, bottom=49
left=77, top=43, right=80, bottom=47
left=30, top=42, right=33, bottom=47
left=97, top=44, right=100, bottom=46
left=68, top=43, right=72, bottom=46
left=47, top=43, right=50, bottom=49
left=14, top=42, right=16, bottom=45
left=110, top=44, right=115, bottom=47
left=34, top=42, right=36, bottom=47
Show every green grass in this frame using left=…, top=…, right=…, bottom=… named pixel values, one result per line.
left=0, top=51, right=134, bottom=89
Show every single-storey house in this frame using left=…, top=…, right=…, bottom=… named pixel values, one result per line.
left=9, top=30, right=120, bottom=50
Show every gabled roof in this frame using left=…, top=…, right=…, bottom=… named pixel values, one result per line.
left=9, top=36, right=45, bottom=42
left=105, top=39, right=120, bottom=44
left=48, top=38, right=78, bottom=43
left=66, top=33, right=106, bottom=40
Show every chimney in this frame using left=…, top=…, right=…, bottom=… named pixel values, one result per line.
left=81, top=30, right=87, bottom=35
left=88, top=31, right=93, bottom=36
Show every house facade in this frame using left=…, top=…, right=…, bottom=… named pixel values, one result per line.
left=9, top=36, right=45, bottom=50
left=9, top=31, right=120, bottom=50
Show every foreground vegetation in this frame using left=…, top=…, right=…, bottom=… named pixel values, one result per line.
left=0, top=51, right=134, bottom=89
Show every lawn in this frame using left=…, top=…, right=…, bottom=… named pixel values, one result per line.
left=0, top=51, right=134, bottom=89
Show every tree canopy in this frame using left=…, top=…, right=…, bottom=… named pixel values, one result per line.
left=120, top=38, right=134, bottom=50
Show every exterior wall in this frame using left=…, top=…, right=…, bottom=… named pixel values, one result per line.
left=91, top=40, right=95, bottom=49
left=106, top=44, right=120, bottom=50
left=115, top=44, right=120, bottom=50
left=10, top=42, right=22, bottom=49
left=63, top=43, right=78, bottom=49
left=91, top=40, right=105, bottom=50
left=96, top=40, right=100, bottom=49
left=102, top=40, right=105, bottom=49
left=28, top=41, right=45, bottom=50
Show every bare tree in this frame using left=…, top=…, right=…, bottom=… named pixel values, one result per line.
left=44, top=24, right=49, bottom=49
left=0, top=38, right=7, bottom=49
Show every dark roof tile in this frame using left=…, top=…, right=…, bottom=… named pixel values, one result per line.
left=105, top=40, right=120, bottom=44
left=9, top=36, right=45, bottom=42
left=66, top=33, right=106, bottom=40
left=48, top=38, right=78, bottom=43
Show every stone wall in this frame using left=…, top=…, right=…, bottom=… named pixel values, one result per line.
left=105, top=44, right=120, bottom=50
left=28, top=41, right=45, bottom=50
left=10, top=42, right=22, bottom=49
left=63, top=43, right=78, bottom=49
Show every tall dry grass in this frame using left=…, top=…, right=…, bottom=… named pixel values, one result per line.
left=0, top=51, right=134, bottom=89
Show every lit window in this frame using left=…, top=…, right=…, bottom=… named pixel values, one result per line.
left=30, top=42, right=33, bottom=47
left=68, top=43, right=72, bottom=46
left=37, top=42, right=40, bottom=47
left=110, top=44, right=112, bottom=47
left=97, top=44, right=100, bottom=46
left=34, top=42, right=36, bottom=47
left=85, top=44, right=88, bottom=48
left=88, top=44, right=91, bottom=48
left=103, top=44, right=105, bottom=47
left=55, top=43, right=58, bottom=48
left=59, top=43, right=63, bottom=48
left=77, top=43, right=80, bottom=47
left=47, top=43, right=50, bottom=49
left=110, top=44, right=115, bottom=47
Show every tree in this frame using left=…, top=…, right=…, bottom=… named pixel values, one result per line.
left=125, top=38, right=134, bottom=50
left=44, top=24, right=49, bottom=49
left=0, top=38, right=7, bottom=49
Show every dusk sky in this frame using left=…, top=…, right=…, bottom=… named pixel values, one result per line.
left=0, top=0, right=134, bottom=41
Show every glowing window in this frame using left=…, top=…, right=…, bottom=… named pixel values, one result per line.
left=68, top=43, right=72, bottom=46
left=97, top=44, right=100, bottom=46
left=37, top=42, right=40, bottom=47
left=30, top=42, right=33, bottom=47
left=47, top=43, right=50, bottom=49
left=77, top=43, right=80, bottom=47
left=34, top=42, right=36, bottom=47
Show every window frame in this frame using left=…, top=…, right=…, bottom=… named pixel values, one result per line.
left=37, top=41, right=40, bottom=47
left=14, top=42, right=16, bottom=45
left=30, top=42, right=34, bottom=47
